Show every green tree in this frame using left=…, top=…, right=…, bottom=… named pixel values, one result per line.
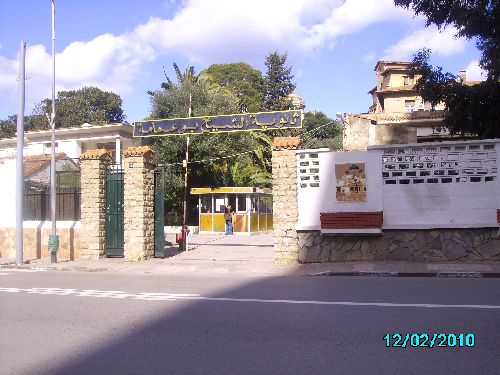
left=263, top=51, right=296, bottom=111
left=395, top=0, right=500, bottom=79
left=395, top=0, right=500, bottom=138
left=149, top=64, right=272, bottom=223
left=29, top=86, right=125, bottom=129
left=0, top=116, right=17, bottom=138
left=299, top=111, right=342, bottom=150
left=409, top=49, right=500, bottom=138
left=150, top=64, right=238, bottom=120
left=201, top=62, right=265, bottom=113
left=0, top=115, right=42, bottom=138
left=229, top=162, right=272, bottom=186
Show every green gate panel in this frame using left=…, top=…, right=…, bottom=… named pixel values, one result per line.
left=105, top=168, right=124, bottom=257
left=154, top=168, right=165, bottom=257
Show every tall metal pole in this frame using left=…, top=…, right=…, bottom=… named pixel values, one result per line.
left=15, top=40, right=26, bottom=265
left=49, top=0, right=58, bottom=263
left=182, top=92, right=192, bottom=251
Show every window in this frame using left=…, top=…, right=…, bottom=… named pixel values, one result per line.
left=214, top=194, right=225, bottom=213
left=405, top=100, right=416, bottom=112
left=403, top=76, right=413, bottom=85
left=250, top=195, right=257, bottom=213
left=236, top=194, right=247, bottom=212
left=200, top=195, right=212, bottom=213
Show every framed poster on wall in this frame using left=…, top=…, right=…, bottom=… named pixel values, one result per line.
left=335, top=163, right=367, bottom=202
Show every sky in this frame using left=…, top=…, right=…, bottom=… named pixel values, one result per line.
left=0, top=0, right=486, bottom=123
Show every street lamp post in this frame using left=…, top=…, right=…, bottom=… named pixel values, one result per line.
left=48, top=0, right=58, bottom=262
left=15, top=40, right=26, bottom=265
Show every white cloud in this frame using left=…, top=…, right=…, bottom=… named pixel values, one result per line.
left=0, top=0, right=463, bottom=118
left=0, top=31, right=158, bottom=116
left=466, top=60, right=486, bottom=81
left=383, top=26, right=466, bottom=60
left=300, top=0, right=411, bottom=50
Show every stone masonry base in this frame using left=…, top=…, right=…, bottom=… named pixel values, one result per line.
left=298, top=228, right=500, bottom=263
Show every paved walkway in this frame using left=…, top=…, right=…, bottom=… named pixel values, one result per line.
left=1, top=233, right=499, bottom=277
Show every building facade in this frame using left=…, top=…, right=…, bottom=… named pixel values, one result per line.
left=343, top=61, right=478, bottom=151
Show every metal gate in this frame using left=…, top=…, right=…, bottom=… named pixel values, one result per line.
left=154, top=167, right=165, bottom=257
left=105, top=164, right=124, bottom=257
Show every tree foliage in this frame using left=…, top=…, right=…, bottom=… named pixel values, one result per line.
left=263, top=51, right=296, bottom=111
left=201, top=62, right=264, bottom=113
left=299, top=111, right=343, bottom=150
left=29, top=86, right=125, bottom=129
left=0, top=116, right=17, bottom=138
left=148, top=59, right=340, bottom=223
left=0, top=86, right=125, bottom=138
left=395, top=0, right=500, bottom=79
left=396, top=0, right=500, bottom=138
left=410, top=49, right=500, bottom=138
left=148, top=64, right=272, bottom=223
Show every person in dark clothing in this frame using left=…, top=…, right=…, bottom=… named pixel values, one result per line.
left=224, top=204, right=234, bottom=235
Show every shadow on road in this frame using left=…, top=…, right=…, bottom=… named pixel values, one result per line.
left=34, top=275, right=500, bottom=375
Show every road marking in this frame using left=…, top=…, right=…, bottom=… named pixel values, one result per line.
left=0, top=268, right=46, bottom=273
left=0, top=287, right=499, bottom=309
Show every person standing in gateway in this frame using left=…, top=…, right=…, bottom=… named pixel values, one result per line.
left=224, top=204, right=234, bottom=235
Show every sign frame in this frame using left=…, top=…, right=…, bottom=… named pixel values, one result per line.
left=133, top=110, right=303, bottom=138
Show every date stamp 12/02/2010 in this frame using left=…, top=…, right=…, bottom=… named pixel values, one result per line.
left=383, top=333, right=475, bottom=348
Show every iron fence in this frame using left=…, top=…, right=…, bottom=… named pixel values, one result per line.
left=23, top=158, right=81, bottom=221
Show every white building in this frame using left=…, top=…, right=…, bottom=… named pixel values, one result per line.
left=0, top=123, right=136, bottom=165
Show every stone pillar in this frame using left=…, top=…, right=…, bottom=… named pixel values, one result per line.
left=80, top=149, right=112, bottom=260
left=123, top=146, right=156, bottom=261
left=272, top=137, right=300, bottom=264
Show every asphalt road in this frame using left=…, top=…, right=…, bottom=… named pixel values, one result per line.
left=1, top=270, right=499, bottom=375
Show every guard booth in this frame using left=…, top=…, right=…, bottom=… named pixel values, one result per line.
left=190, top=187, right=273, bottom=234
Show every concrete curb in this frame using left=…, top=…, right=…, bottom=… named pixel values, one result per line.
left=310, top=271, right=500, bottom=278
left=0, top=264, right=115, bottom=273
left=2, top=263, right=500, bottom=278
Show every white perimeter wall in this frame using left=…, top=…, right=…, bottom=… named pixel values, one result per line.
left=0, top=158, right=18, bottom=226
left=296, top=149, right=382, bottom=229
left=296, top=139, right=500, bottom=230
left=375, top=140, right=500, bottom=229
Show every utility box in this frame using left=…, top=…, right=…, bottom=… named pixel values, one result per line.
left=48, top=234, right=59, bottom=252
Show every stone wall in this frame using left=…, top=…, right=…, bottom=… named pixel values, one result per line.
left=0, top=223, right=80, bottom=260
left=272, top=137, right=300, bottom=264
left=372, top=124, right=417, bottom=145
left=343, top=116, right=371, bottom=151
left=298, top=229, right=500, bottom=263
left=80, top=149, right=111, bottom=260
left=123, top=146, right=156, bottom=261
left=344, top=115, right=417, bottom=151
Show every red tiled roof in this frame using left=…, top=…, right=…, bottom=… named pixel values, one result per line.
left=122, top=146, right=154, bottom=157
left=464, top=81, right=482, bottom=86
left=374, top=60, right=412, bottom=72
left=377, top=85, right=418, bottom=93
left=24, top=152, right=66, bottom=178
left=355, top=110, right=446, bottom=122
left=271, top=137, right=300, bottom=150
left=80, top=149, right=111, bottom=160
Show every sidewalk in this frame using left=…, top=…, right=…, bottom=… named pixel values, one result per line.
left=1, top=233, right=500, bottom=277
